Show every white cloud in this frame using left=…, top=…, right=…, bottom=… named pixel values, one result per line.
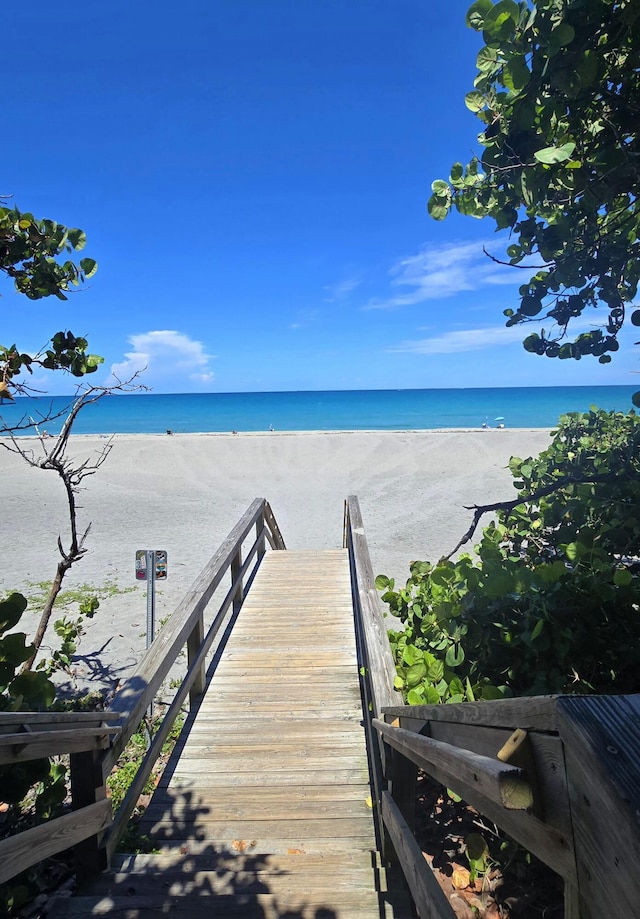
left=389, top=324, right=531, bottom=354
left=109, top=330, right=215, bottom=386
left=324, top=275, right=362, bottom=301
left=365, top=240, right=525, bottom=310
left=390, top=314, right=611, bottom=355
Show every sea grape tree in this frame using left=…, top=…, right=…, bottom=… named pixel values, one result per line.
left=0, top=200, right=102, bottom=398
left=428, top=0, right=640, bottom=385
left=378, top=408, right=640, bottom=701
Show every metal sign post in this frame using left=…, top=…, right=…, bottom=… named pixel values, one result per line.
left=135, top=550, right=168, bottom=720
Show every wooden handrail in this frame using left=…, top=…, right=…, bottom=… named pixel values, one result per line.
left=0, top=499, right=286, bottom=887
left=104, top=498, right=283, bottom=771
left=343, top=496, right=401, bottom=719
left=373, top=718, right=533, bottom=810
left=343, top=496, right=404, bottom=858
left=345, top=500, right=640, bottom=918
left=103, top=521, right=271, bottom=855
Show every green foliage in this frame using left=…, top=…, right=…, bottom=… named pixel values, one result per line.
left=0, top=332, right=104, bottom=399
left=0, top=201, right=102, bottom=398
left=0, top=204, right=96, bottom=301
left=382, top=409, right=640, bottom=701
left=38, top=595, right=100, bottom=676
left=0, top=593, right=55, bottom=714
left=0, top=593, right=59, bottom=809
left=428, top=0, right=640, bottom=366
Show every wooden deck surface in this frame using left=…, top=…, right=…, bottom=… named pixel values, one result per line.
left=74, top=550, right=412, bottom=918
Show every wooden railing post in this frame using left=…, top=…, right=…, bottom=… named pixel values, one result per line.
left=388, top=715, right=417, bottom=837
left=256, top=507, right=266, bottom=560
left=558, top=694, right=640, bottom=919
left=232, top=547, right=244, bottom=614
left=187, top=610, right=206, bottom=707
left=70, top=749, right=109, bottom=883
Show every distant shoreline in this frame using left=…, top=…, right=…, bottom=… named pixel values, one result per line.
left=0, top=384, right=634, bottom=436
left=1, top=426, right=555, bottom=441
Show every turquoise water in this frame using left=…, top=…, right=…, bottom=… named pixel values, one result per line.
left=0, top=386, right=636, bottom=435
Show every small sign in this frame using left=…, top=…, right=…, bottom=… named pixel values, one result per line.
left=136, top=550, right=168, bottom=580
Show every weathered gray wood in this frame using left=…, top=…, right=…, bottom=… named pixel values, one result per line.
left=381, top=791, right=454, bottom=919
left=0, top=711, right=120, bottom=728
left=53, top=892, right=409, bottom=918
left=0, top=800, right=111, bottom=885
left=104, top=499, right=273, bottom=770
left=186, top=611, right=205, bottom=707
left=345, top=496, right=403, bottom=864
left=70, top=748, right=110, bottom=880
left=345, top=496, right=402, bottom=718
left=382, top=696, right=559, bottom=732
left=558, top=694, right=640, bottom=918
left=376, top=721, right=576, bottom=881
left=0, top=726, right=120, bottom=764
left=263, top=500, right=286, bottom=549
left=374, top=718, right=533, bottom=810
left=415, top=718, right=571, bottom=836
left=124, top=549, right=410, bottom=916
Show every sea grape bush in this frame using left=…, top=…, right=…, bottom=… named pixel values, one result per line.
left=0, top=593, right=57, bottom=805
left=378, top=408, right=640, bottom=703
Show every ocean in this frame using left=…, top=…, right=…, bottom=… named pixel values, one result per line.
left=0, top=386, right=637, bottom=436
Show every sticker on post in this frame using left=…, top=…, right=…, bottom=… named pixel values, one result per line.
left=135, top=550, right=168, bottom=580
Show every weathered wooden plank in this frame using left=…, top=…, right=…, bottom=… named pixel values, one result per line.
left=381, top=791, right=454, bottom=919
left=135, top=835, right=380, bottom=857
left=162, top=744, right=366, bottom=775
left=0, top=800, right=112, bottom=885
left=138, top=816, right=377, bottom=841
left=155, top=784, right=371, bottom=805
left=183, top=723, right=364, bottom=739
left=375, top=719, right=533, bottom=810
left=558, top=694, right=640, bottom=918
left=415, top=718, right=572, bottom=836
left=0, top=711, right=120, bottom=727
left=159, top=767, right=370, bottom=788
left=345, top=497, right=402, bottom=718
left=142, top=793, right=373, bottom=823
left=0, top=726, right=120, bottom=764
left=203, top=668, right=357, bottom=680
left=56, top=891, right=409, bottom=918
left=90, top=869, right=396, bottom=896
left=382, top=696, right=559, bottom=732
left=111, top=850, right=381, bottom=872
left=377, top=727, right=576, bottom=881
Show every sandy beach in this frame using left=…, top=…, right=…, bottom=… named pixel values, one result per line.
left=0, top=429, right=552, bottom=693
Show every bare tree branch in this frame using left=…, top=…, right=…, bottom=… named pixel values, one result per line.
left=445, top=470, right=622, bottom=559
left=0, top=373, right=147, bottom=672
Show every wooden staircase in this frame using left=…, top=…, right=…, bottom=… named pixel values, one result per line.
left=52, top=550, right=413, bottom=917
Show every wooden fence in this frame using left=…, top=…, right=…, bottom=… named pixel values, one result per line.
left=0, top=498, right=285, bottom=885
left=344, top=494, right=640, bottom=919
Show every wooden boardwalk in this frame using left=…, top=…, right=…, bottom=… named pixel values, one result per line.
left=70, top=550, right=413, bottom=917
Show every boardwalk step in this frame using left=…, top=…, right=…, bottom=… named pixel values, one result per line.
left=50, top=890, right=413, bottom=918
left=51, top=550, right=415, bottom=918
left=111, top=849, right=386, bottom=873
left=84, top=865, right=403, bottom=896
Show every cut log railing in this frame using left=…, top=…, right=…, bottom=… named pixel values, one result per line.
left=344, top=495, right=640, bottom=919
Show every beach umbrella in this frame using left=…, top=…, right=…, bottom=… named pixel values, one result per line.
left=495, top=416, right=504, bottom=421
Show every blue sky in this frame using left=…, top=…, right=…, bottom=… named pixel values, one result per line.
left=2, top=1, right=638, bottom=395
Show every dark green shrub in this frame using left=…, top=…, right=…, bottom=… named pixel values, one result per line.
left=379, top=408, right=640, bottom=702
